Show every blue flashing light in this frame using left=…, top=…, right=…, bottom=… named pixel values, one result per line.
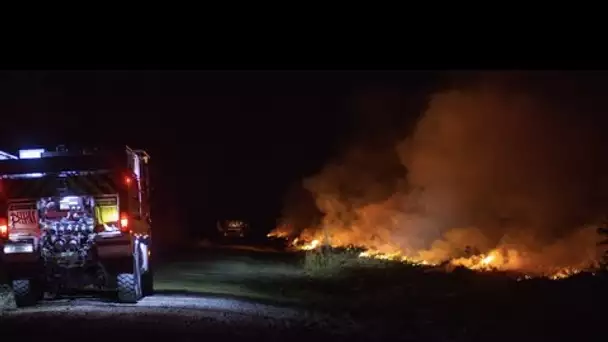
left=25, top=172, right=44, bottom=178
left=19, top=149, right=45, bottom=159
left=0, top=172, right=45, bottom=179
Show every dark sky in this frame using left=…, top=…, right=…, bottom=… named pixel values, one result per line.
left=0, top=70, right=439, bottom=241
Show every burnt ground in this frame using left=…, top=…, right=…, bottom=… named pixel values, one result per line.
left=1, top=242, right=607, bottom=341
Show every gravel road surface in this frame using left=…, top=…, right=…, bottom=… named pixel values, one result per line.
left=1, top=289, right=603, bottom=341
left=0, top=293, right=371, bottom=341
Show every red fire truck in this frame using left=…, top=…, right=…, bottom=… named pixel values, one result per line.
left=0, top=145, right=153, bottom=306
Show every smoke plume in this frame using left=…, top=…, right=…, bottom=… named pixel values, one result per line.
left=285, top=72, right=608, bottom=273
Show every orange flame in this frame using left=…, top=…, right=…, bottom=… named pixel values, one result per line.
left=272, top=228, right=591, bottom=280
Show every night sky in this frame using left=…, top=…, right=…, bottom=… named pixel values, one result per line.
left=0, top=70, right=440, bottom=244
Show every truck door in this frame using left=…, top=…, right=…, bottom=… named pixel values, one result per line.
left=138, top=155, right=150, bottom=225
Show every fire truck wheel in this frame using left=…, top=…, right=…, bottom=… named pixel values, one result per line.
left=12, top=279, right=38, bottom=307
left=116, top=273, right=141, bottom=303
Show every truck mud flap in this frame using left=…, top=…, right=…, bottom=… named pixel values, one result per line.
left=0, top=257, right=43, bottom=280
left=101, top=257, right=136, bottom=280
left=96, top=235, right=132, bottom=258
left=95, top=236, right=135, bottom=276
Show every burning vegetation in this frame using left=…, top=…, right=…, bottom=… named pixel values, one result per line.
left=270, top=72, right=608, bottom=280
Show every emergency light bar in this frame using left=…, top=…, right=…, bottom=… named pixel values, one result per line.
left=0, top=146, right=150, bottom=177
left=19, top=149, right=45, bottom=159
left=0, top=170, right=111, bottom=180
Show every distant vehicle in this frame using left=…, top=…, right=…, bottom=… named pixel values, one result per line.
left=0, top=145, right=153, bottom=307
left=217, top=219, right=248, bottom=238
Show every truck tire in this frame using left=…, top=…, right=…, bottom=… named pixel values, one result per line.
left=116, top=273, right=141, bottom=303
left=12, top=279, right=37, bottom=307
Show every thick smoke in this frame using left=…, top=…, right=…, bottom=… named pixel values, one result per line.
left=288, top=73, right=608, bottom=272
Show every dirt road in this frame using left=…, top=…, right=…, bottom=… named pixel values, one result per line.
left=0, top=293, right=363, bottom=341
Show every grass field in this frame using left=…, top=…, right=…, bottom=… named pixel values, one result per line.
left=155, top=245, right=608, bottom=333
left=155, top=247, right=313, bottom=305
